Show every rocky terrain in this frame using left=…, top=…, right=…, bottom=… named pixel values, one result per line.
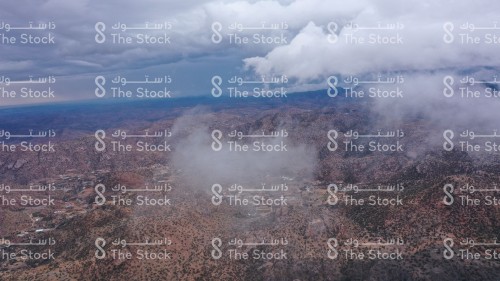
left=0, top=92, right=499, bottom=280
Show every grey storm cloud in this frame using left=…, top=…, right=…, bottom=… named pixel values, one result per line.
left=1, top=0, right=500, bottom=112
left=2, top=0, right=346, bottom=104
left=0, top=0, right=368, bottom=79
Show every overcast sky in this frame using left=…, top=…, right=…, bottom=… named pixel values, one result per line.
left=1, top=0, right=499, bottom=107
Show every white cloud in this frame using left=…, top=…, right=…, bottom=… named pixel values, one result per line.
left=243, top=0, right=500, bottom=80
